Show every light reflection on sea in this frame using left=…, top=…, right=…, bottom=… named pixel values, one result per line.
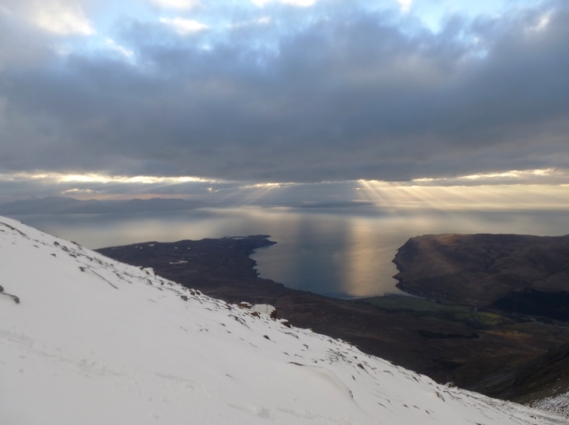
left=12, top=205, right=569, bottom=298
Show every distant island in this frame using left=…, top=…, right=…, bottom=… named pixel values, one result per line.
left=0, top=196, right=206, bottom=215
left=97, top=232, right=569, bottom=406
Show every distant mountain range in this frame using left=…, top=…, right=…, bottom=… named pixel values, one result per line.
left=0, top=196, right=206, bottom=215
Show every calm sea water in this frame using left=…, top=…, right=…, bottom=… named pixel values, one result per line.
left=11, top=205, right=569, bottom=298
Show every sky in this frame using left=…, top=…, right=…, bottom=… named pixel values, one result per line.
left=0, top=0, right=568, bottom=203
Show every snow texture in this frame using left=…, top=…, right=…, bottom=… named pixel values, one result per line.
left=0, top=216, right=566, bottom=425
left=250, top=304, right=277, bottom=319
left=532, top=392, right=569, bottom=419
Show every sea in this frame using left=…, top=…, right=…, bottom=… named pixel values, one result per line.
left=11, top=205, right=569, bottom=298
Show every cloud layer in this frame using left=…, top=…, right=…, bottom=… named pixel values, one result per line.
left=1, top=0, right=568, bottom=184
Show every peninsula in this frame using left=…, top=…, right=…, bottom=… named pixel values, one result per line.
left=98, top=233, right=569, bottom=403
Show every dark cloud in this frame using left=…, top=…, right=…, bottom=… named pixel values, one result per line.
left=0, top=0, right=568, bottom=184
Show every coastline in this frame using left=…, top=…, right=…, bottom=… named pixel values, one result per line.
left=97, top=233, right=569, bottom=402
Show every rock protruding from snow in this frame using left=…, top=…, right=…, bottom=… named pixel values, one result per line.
left=238, top=301, right=253, bottom=309
left=0, top=216, right=566, bottom=425
left=250, top=304, right=277, bottom=319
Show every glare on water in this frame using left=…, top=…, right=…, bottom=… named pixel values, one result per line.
left=13, top=201, right=569, bottom=298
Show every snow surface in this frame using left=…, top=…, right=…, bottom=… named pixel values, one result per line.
left=532, top=392, right=569, bottom=419
left=250, top=304, right=277, bottom=319
left=0, top=216, right=566, bottom=425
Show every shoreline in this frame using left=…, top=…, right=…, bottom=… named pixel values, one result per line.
left=97, top=233, right=569, bottom=402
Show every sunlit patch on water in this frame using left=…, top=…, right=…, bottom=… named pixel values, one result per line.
left=11, top=205, right=569, bottom=298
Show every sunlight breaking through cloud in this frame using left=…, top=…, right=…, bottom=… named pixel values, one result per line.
left=356, top=180, right=569, bottom=212
left=0, top=172, right=217, bottom=185
left=32, top=1, right=94, bottom=35
left=527, top=11, right=552, bottom=32
left=160, top=17, right=208, bottom=34
left=105, top=39, right=135, bottom=59
left=251, top=0, right=319, bottom=7
left=396, top=0, right=413, bottom=13
left=1, top=168, right=569, bottom=209
left=0, top=0, right=566, bottom=184
left=411, top=169, right=565, bottom=185
left=152, top=0, right=201, bottom=10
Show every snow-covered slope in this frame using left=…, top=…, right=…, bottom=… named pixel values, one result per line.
left=0, top=217, right=565, bottom=425
left=532, top=393, right=569, bottom=419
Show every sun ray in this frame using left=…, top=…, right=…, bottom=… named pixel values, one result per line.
left=356, top=180, right=569, bottom=212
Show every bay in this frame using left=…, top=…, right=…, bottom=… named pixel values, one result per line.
left=11, top=205, right=569, bottom=298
